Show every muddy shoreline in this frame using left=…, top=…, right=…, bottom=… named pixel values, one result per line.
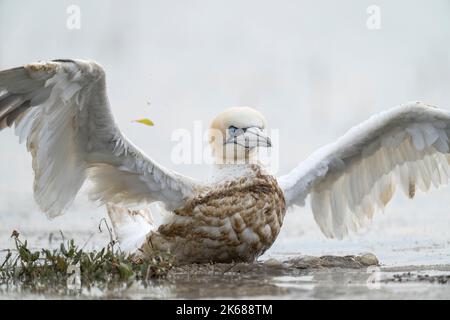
left=1, top=251, right=449, bottom=299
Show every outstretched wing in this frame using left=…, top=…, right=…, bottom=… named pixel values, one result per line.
left=277, top=102, right=450, bottom=239
left=0, top=59, right=201, bottom=218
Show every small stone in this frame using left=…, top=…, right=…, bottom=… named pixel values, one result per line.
left=358, top=253, right=379, bottom=266
left=264, top=258, right=282, bottom=268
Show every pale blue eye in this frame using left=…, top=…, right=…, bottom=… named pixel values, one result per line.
left=228, top=126, right=238, bottom=136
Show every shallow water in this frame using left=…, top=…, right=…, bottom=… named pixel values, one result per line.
left=1, top=252, right=449, bottom=300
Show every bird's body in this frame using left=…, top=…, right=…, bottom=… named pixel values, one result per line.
left=1, top=59, right=450, bottom=264
left=139, top=164, right=285, bottom=263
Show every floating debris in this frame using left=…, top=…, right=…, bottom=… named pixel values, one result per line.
left=383, top=272, right=450, bottom=284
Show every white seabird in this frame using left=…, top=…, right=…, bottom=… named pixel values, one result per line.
left=1, top=59, right=450, bottom=263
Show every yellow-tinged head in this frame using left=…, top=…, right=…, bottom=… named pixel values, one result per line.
left=209, top=107, right=271, bottom=163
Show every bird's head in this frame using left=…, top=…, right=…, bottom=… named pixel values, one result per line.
left=209, top=107, right=271, bottom=164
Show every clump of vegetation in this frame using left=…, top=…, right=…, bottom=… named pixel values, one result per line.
left=0, top=229, right=173, bottom=294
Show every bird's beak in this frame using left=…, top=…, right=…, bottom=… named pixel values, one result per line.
left=230, top=127, right=272, bottom=149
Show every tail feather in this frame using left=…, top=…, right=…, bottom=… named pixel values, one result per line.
left=106, top=203, right=155, bottom=252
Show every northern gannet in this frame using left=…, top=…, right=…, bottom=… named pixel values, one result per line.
left=1, top=60, right=450, bottom=263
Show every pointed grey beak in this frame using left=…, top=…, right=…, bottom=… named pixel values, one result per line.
left=247, top=127, right=272, bottom=147
left=229, top=127, right=272, bottom=149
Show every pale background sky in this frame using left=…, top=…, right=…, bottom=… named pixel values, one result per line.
left=0, top=0, right=449, bottom=261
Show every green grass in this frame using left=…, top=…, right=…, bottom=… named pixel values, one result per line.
left=0, top=229, right=173, bottom=294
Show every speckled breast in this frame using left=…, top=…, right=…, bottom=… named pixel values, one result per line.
left=153, top=167, right=286, bottom=264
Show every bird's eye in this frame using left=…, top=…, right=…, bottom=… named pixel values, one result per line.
left=228, top=126, right=238, bottom=135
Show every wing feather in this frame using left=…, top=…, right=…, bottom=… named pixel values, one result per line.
left=278, top=102, right=450, bottom=238
left=0, top=59, right=201, bottom=218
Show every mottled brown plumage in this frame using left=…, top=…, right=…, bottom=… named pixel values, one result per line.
left=141, top=165, right=286, bottom=264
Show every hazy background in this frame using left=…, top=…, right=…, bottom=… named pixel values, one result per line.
left=1, top=0, right=450, bottom=264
